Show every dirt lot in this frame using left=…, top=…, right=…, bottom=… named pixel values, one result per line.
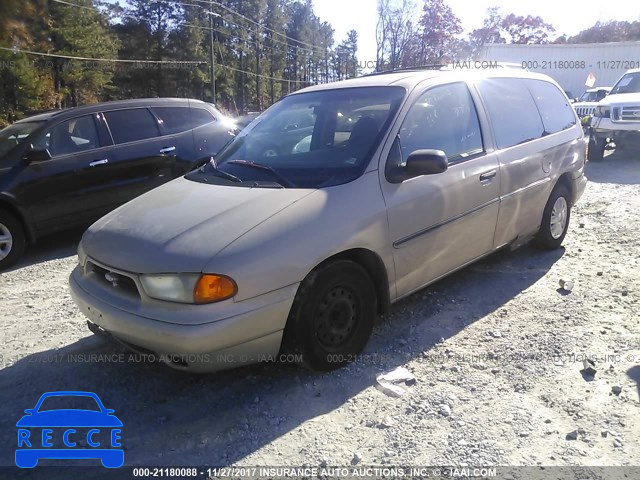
left=1, top=152, right=639, bottom=476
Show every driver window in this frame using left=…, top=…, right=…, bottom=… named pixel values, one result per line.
left=35, top=115, right=100, bottom=157
left=397, top=82, right=483, bottom=164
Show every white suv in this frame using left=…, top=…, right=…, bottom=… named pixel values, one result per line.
left=589, top=69, right=640, bottom=161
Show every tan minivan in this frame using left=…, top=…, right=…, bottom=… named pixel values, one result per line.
left=70, top=69, right=587, bottom=372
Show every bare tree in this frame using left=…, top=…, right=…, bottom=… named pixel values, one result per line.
left=376, top=0, right=417, bottom=71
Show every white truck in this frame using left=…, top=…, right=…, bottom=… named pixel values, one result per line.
left=589, top=69, right=640, bottom=161
left=574, top=87, right=611, bottom=123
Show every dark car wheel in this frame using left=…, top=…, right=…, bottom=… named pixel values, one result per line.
left=533, top=184, right=571, bottom=250
left=588, top=134, right=606, bottom=162
left=0, top=210, right=26, bottom=270
left=283, top=260, right=377, bottom=371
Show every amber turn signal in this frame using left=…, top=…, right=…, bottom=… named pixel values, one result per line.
left=193, top=274, right=237, bottom=304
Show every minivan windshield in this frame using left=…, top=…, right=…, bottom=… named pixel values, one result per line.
left=610, top=72, right=640, bottom=95
left=189, top=86, right=405, bottom=188
left=0, top=121, right=42, bottom=160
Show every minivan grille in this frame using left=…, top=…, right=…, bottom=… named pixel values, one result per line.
left=87, top=261, right=140, bottom=298
left=621, top=105, right=640, bottom=121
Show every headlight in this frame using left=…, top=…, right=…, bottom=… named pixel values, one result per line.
left=77, top=242, right=87, bottom=267
left=140, top=273, right=237, bottom=304
left=594, top=105, right=610, bottom=118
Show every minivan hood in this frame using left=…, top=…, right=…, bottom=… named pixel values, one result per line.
left=598, top=92, right=640, bottom=106
left=82, top=177, right=315, bottom=273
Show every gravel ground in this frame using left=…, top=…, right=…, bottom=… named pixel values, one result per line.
left=1, top=151, right=639, bottom=476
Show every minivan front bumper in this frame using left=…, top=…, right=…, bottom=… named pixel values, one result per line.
left=69, top=266, right=297, bottom=372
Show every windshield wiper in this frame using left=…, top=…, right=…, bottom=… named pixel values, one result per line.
left=227, top=160, right=296, bottom=188
left=200, top=158, right=242, bottom=183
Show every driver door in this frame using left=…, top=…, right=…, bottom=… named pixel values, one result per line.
left=380, top=81, right=501, bottom=298
left=19, top=113, right=114, bottom=232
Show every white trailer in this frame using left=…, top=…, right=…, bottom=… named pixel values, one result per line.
left=478, top=41, right=640, bottom=98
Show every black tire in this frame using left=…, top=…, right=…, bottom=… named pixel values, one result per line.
left=533, top=184, right=571, bottom=250
left=0, top=209, right=26, bottom=270
left=282, top=260, right=377, bottom=371
left=588, top=134, right=606, bottom=162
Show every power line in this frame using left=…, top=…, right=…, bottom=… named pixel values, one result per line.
left=52, top=0, right=96, bottom=11
left=1, top=46, right=307, bottom=85
left=55, top=0, right=319, bottom=56
left=186, top=0, right=326, bottom=52
left=0, top=46, right=203, bottom=64
left=217, top=62, right=304, bottom=83
left=43, top=0, right=315, bottom=85
left=180, top=21, right=291, bottom=57
left=162, top=0, right=318, bottom=55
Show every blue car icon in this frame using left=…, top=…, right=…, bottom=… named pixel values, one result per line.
left=16, top=391, right=123, bottom=468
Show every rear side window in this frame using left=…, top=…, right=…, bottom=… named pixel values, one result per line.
left=525, top=80, right=576, bottom=134
left=476, top=78, right=544, bottom=149
left=152, top=107, right=191, bottom=135
left=104, top=108, right=160, bottom=144
left=191, top=108, right=216, bottom=128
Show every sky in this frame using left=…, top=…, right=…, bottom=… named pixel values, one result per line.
left=313, top=0, right=640, bottom=64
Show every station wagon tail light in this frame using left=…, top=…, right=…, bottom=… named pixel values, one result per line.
left=194, top=274, right=237, bottom=304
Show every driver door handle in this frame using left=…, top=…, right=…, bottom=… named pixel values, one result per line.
left=160, top=146, right=176, bottom=154
left=479, top=170, right=497, bottom=182
left=89, top=159, right=109, bottom=167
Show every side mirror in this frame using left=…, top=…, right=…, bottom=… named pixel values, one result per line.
left=23, top=147, right=52, bottom=163
left=405, top=149, right=448, bottom=177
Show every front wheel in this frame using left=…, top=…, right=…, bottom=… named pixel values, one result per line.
left=282, top=260, right=377, bottom=371
left=588, top=134, right=606, bottom=162
left=0, top=210, right=26, bottom=270
left=533, top=184, right=571, bottom=250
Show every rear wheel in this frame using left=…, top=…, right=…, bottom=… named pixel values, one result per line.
left=283, top=260, right=377, bottom=371
left=0, top=210, right=26, bottom=270
left=588, top=134, right=606, bottom=162
left=533, top=184, right=571, bottom=250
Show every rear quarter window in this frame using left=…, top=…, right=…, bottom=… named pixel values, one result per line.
left=104, top=108, right=160, bottom=144
left=525, top=79, right=576, bottom=134
left=476, top=78, right=544, bottom=150
left=191, top=108, right=216, bottom=128
left=152, top=107, right=192, bottom=135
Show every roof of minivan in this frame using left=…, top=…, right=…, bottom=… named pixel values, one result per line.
left=290, top=69, right=561, bottom=95
left=14, top=97, right=207, bottom=124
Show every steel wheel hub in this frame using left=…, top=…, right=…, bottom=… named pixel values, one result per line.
left=550, top=196, right=568, bottom=239
left=0, top=222, right=13, bottom=261
left=315, top=287, right=358, bottom=347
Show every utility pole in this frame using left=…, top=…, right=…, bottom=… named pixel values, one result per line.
left=209, top=12, right=216, bottom=105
